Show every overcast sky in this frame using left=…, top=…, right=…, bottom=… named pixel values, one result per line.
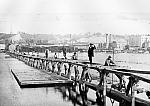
left=0, top=0, right=150, bottom=35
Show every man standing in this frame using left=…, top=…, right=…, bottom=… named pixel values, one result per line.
left=88, top=43, right=96, bottom=64
left=54, top=52, right=58, bottom=59
left=45, top=49, right=49, bottom=58
left=62, top=47, right=67, bottom=59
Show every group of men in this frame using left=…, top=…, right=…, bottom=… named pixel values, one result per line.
left=45, top=43, right=115, bottom=66
left=45, top=48, right=77, bottom=60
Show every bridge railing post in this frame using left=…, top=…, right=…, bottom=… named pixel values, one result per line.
left=36, top=58, right=39, bottom=68
left=74, top=65, right=79, bottom=85
left=98, top=69, right=104, bottom=86
left=45, top=60, right=48, bottom=70
left=34, top=58, right=37, bottom=68
left=64, top=64, right=68, bottom=75
left=27, top=57, right=30, bottom=66
left=80, top=66, right=88, bottom=81
left=67, top=63, right=72, bottom=80
left=57, top=62, right=63, bottom=75
left=103, top=69, right=107, bottom=106
left=132, top=84, right=136, bottom=106
left=48, top=61, right=52, bottom=72
left=52, top=61, right=56, bottom=73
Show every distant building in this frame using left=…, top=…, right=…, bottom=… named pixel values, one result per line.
left=0, top=44, right=5, bottom=50
left=128, top=35, right=141, bottom=47
left=116, top=39, right=127, bottom=50
left=97, top=43, right=105, bottom=49
left=104, top=34, right=127, bottom=50
left=8, top=33, right=22, bottom=43
left=141, top=35, right=150, bottom=48
left=73, top=43, right=89, bottom=50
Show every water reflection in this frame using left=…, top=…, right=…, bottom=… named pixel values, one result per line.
left=21, top=83, right=119, bottom=106
left=54, top=84, right=99, bottom=106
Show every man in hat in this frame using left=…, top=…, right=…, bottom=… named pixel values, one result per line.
left=62, top=47, right=67, bottom=59
left=88, top=43, right=96, bottom=64
left=104, top=55, right=115, bottom=66
left=72, top=52, right=78, bottom=60
left=45, top=49, right=49, bottom=58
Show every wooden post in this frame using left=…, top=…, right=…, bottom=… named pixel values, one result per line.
left=42, top=59, right=45, bottom=69
left=81, top=66, right=87, bottom=81
left=98, top=70, right=103, bottom=86
left=48, top=61, right=53, bottom=71
left=57, top=62, right=62, bottom=75
left=67, top=63, right=72, bottom=80
left=64, top=64, right=68, bottom=75
left=30, top=58, right=33, bottom=67
left=113, top=47, right=114, bottom=61
left=37, top=59, right=40, bottom=69
left=74, top=65, right=77, bottom=85
left=28, top=57, right=30, bottom=66
left=45, top=60, right=49, bottom=71
left=74, top=65, right=79, bottom=85
left=36, top=59, right=40, bottom=69
left=52, top=62, right=55, bottom=73
left=126, top=77, right=133, bottom=96
left=131, top=84, right=135, bottom=106
left=103, top=70, right=107, bottom=106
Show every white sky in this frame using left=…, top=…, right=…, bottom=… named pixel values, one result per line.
left=0, top=0, right=150, bottom=35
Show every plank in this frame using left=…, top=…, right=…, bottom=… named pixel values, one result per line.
left=11, top=69, right=73, bottom=88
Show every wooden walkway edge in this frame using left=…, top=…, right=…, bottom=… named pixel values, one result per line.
left=11, top=69, right=73, bottom=88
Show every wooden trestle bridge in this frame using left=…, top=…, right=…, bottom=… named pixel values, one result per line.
left=7, top=51, right=150, bottom=106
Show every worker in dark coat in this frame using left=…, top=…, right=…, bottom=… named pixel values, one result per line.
left=45, top=49, right=49, bottom=58
left=62, top=47, right=67, bottom=59
left=104, top=55, right=115, bottom=66
left=72, top=52, right=78, bottom=60
left=88, top=43, right=96, bottom=64
left=54, top=52, right=58, bottom=59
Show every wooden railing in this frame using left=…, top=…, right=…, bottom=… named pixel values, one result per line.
left=7, top=51, right=150, bottom=106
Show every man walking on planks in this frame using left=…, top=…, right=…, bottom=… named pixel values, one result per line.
left=88, top=43, right=96, bottom=64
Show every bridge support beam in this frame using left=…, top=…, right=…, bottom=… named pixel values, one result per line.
left=103, top=69, right=107, bottom=106
left=67, top=64, right=72, bottom=80
left=132, top=84, right=136, bottom=106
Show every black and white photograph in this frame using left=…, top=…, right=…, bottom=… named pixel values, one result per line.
left=0, top=0, right=150, bottom=106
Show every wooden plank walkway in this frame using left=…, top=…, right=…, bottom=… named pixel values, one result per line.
left=9, top=58, right=73, bottom=88
left=11, top=69, right=73, bottom=88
